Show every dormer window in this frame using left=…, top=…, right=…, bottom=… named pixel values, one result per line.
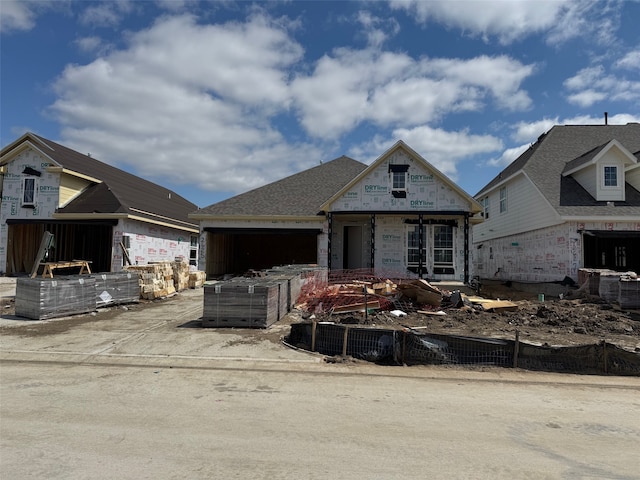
left=603, top=166, right=618, bottom=187
left=389, top=164, right=409, bottom=198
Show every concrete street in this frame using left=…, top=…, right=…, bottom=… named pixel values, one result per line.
left=1, top=283, right=639, bottom=479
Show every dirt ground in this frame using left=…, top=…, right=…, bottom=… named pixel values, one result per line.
left=2, top=281, right=639, bottom=352
left=291, top=282, right=640, bottom=352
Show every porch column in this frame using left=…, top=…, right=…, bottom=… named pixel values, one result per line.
left=464, top=213, right=469, bottom=284
left=327, top=212, right=333, bottom=270
left=370, top=214, right=375, bottom=269
left=418, top=214, right=424, bottom=278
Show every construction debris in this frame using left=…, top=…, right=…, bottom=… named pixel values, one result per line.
left=396, top=279, right=443, bottom=306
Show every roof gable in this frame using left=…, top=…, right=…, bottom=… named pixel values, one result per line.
left=323, top=141, right=481, bottom=213
left=1, top=133, right=198, bottom=229
left=562, top=139, right=637, bottom=176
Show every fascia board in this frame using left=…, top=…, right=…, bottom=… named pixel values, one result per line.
left=48, top=167, right=102, bottom=184
left=189, top=213, right=324, bottom=222
left=128, top=208, right=199, bottom=229
left=52, top=212, right=199, bottom=233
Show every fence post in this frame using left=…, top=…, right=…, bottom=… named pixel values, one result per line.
left=402, top=330, right=406, bottom=365
left=602, top=339, right=608, bottom=374
left=311, top=321, right=317, bottom=352
left=513, top=329, right=520, bottom=368
left=342, top=326, right=349, bottom=357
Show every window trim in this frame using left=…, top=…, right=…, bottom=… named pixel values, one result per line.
left=433, top=225, right=454, bottom=268
left=482, top=196, right=490, bottom=219
left=389, top=164, right=409, bottom=198
left=406, top=224, right=426, bottom=270
left=21, top=177, right=37, bottom=208
left=602, top=165, right=619, bottom=188
left=499, top=186, right=507, bottom=213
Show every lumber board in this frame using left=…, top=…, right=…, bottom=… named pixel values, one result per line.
left=481, top=300, right=518, bottom=312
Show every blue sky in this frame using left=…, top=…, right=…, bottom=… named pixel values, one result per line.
left=2, top=0, right=639, bottom=208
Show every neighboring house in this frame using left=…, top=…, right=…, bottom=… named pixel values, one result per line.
left=191, top=141, right=482, bottom=282
left=0, top=133, right=199, bottom=275
left=473, top=123, right=640, bottom=283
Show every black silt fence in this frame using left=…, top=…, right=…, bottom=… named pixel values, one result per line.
left=285, top=322, right=640, bottom=376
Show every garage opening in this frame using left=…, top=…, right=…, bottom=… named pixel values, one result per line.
left=583, top=231, right=640, bottom=273
left=205, top=228, right=321, bottom=277
left=6, top=221, right=115, bottom=275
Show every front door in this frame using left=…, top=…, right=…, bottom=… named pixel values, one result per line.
left=343, top=226, right=363, bottom=269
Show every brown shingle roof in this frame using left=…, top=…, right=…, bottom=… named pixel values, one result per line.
left=193, top=156, right=368, bottom=217
left=29, top=134, right=198, bottom=228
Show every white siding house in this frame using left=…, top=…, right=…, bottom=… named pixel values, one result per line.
left=473, top=123, right=640, bottom=283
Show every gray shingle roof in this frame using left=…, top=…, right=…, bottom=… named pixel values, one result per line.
left=30, top=134, right=198, bottom=228
left=193, top=156, right=368, bottom=217
left=477, top=123, right=640, bottom=217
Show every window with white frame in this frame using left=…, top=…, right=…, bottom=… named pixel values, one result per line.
left=499, top=186, right=507, bottom=213
left=189, top=234, right=198, bottom=266
left=392, top=170, right=406, bottom=190
left=603, top=166, right=618, bottom=187
left=482, top=196, right=490, bottom=219
left=389, top=164, right=409, bottom=198
left=433, top=225, right=454, bottom=267
left=406, top=225, right=426, bottom=268
left=21, top=177, right=36, bottom=207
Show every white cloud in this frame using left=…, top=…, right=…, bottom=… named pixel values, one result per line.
left=51, top=13, right=311, bottom=193
left=545, top=0, right=622, bottom=46
left=487, top=143, right=530, bottom=167
left=511, top=118, right=559, bottom=143
left=48, top=11, right=534, bottom=194
left=0, top=0, right=37, bottom=32
left=74, top=36, right=108, bottom=54
left=564, top=64, right=640, bottom=107
left=79, top=0, right=134, bottom=28
left=390, top=0, right=625, bottom=46
left=615, top=49, right=640, bottom=70
left=356, top=10, right=400, bottom=48
left=389, top=0, right=569, bottom=44
left=292, top=50, right=535, bottom=137
left=352, top=126, right=503, bottom=180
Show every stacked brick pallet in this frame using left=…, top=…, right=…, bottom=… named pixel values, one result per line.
left=202, top=279, right=283, bottom=328
left=92, top=272, right=140, bottom=307
left=16, top=276, right=97, bottom=320
left=202, top=265, right=328, bottom=328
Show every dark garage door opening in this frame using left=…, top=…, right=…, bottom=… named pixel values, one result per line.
left=583, top=231, right=640, bottom=273
left=205, top=228, right=320, bottom=276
